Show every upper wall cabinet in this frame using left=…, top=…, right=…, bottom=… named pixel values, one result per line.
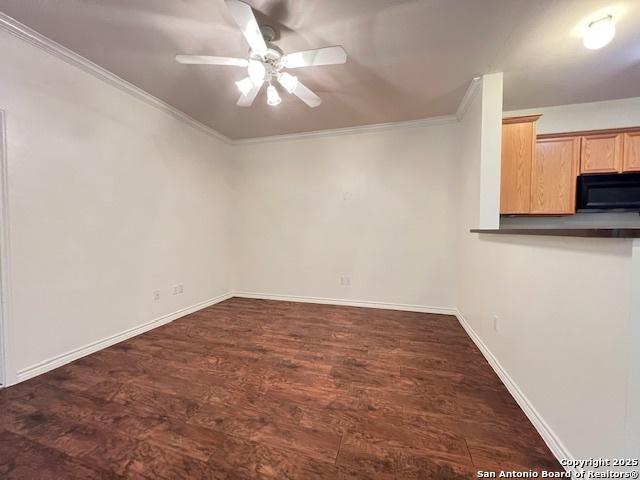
left=623, top=131, right=640, bottom=172
left=532, top=137, right=580, bottom=214
left=501, top=121, right=640, bottom=216
left=500, top=115, right=540, bottom=214
left=580, top=133, right=623, bottom=173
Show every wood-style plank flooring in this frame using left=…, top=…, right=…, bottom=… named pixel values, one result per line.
left=0, top=298, right=562, bottom=479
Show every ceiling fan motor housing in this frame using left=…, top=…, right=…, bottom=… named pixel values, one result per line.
left=259, top=25, right=277, bottom=42
left=249, top=26, right=285, bottom=82
left=175, top=0, right=340, bottom=108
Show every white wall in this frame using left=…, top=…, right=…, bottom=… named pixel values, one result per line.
left=0, top=29, right=235, bottom=383
left=628, top=239, right=640, bottom=457
left=231, top=79, right=637, bottom=462
left=457, top=77, right=634, bottom=461
left=1, top=20, right=636, bottom=465
left=478, top=73, right=503, bottom=229
left=233, top=123, right=459, bottom=310
left=505, top=96, right=640, bottom=135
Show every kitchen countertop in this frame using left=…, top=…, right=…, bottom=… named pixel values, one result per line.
left=470, top=228, right=640, bottom=238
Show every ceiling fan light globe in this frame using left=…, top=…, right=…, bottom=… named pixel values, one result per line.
left=267, top=84, right=282, bottom=106
left=583, top=15, right=615, bottom=49
left=247, top=60, right=266, bottom=85
left=278, top=72, right=299, bottom=94
left=235, top=77, right=254, bottom=96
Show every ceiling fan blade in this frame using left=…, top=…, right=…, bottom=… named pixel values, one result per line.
left=292, top=81, right=322, bottom=108
left=225, top=0, right=268, bottom=56
left=175, top=55, right=248, bottom=67
left=284, top=46, right=347, bottom=69
left=237, top=81, right=263, bottom=107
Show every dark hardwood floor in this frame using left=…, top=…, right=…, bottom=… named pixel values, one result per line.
left=0, top=298, right=562, bottom=479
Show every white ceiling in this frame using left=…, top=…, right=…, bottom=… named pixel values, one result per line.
left=0, top=0, right=639, bottom=139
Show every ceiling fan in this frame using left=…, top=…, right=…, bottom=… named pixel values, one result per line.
left=175, top=0, right=347, bottom=108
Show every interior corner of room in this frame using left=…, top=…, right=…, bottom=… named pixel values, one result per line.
left=0, top=0, right=638, bottom=477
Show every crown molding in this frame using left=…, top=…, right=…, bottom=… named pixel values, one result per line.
left=456, top=76, right=482, bottom=120
left=233, top=76, right=485, bottom=145
left=232, top=114, right=459, bottom=145
left=233, top=74, right=489, bottom=145
left=0, top=12, right=487, bottom=146
left=0, top=12, right=233, bottom=145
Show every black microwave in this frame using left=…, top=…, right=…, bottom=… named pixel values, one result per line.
left=577, top=172, right=640, bottom=212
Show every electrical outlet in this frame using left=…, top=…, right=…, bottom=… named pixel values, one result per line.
left=172, top=285, right=179, bottom=295
left=153, top=290, right=160, bottom=301
left=178, top=284, right=184, bottom=294
left=493, top=315, right=500, bottom=332
left=340, top=275, right=352, bottom=286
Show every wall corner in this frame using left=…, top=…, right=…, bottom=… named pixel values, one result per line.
left=478, top=72, right=503, bottom=229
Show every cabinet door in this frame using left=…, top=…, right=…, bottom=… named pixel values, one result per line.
left=580, top=133, right=623, bottom=173
left=623, top=131, right=640, bottom=172
left=532, top=137, right=580, bottom=214
left=500, top=121, right=535, bottom=214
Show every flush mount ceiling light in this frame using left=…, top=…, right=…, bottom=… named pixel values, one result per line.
left=175, top=0, right=347, bottom=108
left=583, top=14, right=616, bottom=49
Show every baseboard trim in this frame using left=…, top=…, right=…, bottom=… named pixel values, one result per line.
left=12, top=292, right=454, bottom=384
left=232, top=291, right=456, bottom=315
left=15, top=292, right=234, bottom=383
left=455, top=309, right=575, bottom=471
left=10, top=290, right=574, bottom=474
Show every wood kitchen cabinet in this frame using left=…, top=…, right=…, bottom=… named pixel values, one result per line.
left=580, top=132, right=623, bottom=173
left=531, top=137, right=580, bottom=214
left=623, top=131, right=640, bottom=172
left=500, top=115, right=540, bottom=214
left=501, top=121, right=640, bottom=216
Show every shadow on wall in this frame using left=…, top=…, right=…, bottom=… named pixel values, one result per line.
left=475, top=233, right=633, bottom=257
